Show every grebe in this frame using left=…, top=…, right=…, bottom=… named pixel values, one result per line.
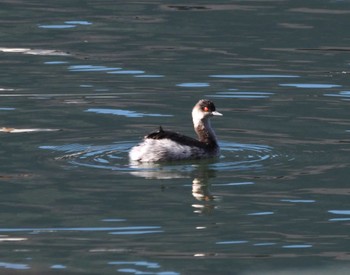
left=129, top=99, right=222, bottom=162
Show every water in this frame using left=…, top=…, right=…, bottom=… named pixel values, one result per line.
left=1, top=0, right=350, bottom=274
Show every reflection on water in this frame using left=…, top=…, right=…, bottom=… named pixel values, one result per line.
left=324, top=90, right=350, bottom=100
left=40, top=139, right=281, bottom=220
left=0, top=127, right=61, bottom=133
left=0, top=226, right=163, bottom=234
left=0, top=262, right=30, bottom=270
left=39, top=20, right=92, bottom=29
left=192, top=177, right=215, bottom=202
left=209, top=74, right=300, bottom=79
left=108, top=70, right=145, bottom=75
left=40, top=138, right=280, bottom=219
left=176, top=82, right=210, bottom=87
left=0, top=47, right=70, bottom=56
left=85, top=108, right=173, bottom=118
left=109, top=261, right=179, bottom=275
left=191, top=176, right=220, bottom=215
left=68, top=65, right=121, bottom=72
left=280, top=83, right=342, bottom=88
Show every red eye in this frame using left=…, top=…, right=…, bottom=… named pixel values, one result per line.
left=203, top=106, right=209, bottom=112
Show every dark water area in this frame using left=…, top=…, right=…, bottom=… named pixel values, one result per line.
left=1, top=0, right=350, bottom=274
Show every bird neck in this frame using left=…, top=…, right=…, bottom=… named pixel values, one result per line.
left=193, top=118, right=218, bottom=146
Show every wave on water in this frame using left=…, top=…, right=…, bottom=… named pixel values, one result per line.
left=40, top=140, right=279, bottom=179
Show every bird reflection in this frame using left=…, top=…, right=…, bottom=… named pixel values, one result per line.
left=191, top=166, right=220, bottom=215
left=129, top=161, right=219, bottom=214
left=192, top=177, right=214, bottom=201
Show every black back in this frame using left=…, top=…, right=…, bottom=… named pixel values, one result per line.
left=145, top=126, right=208, bottom=149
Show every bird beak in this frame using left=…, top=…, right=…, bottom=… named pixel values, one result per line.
left=212, top=111, right=223, bottom=116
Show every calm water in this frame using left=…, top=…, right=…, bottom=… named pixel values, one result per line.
left=1, top=0, right=350, bottom=274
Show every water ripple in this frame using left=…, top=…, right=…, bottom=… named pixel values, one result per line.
left=281, top=199, right=316, bottom=203
left=210, top=74, right=299, bottom=79
left=38, top=20, right=92, bottom=29
left=282, top=244, right=312, bottom=249
left=68, top=65, right=121, bottom=72
left=40, top=140, right=282, bottom=179
left=0, top=226, right=162, bottom=234
left=208, top=91, right=274, bottom=99
left=0, top=262, right=29, bottom=270
left=134, top=74, right=165, bottom=78
left=176, top=82, right=210, bottom=87
left=216, top=240, right=249, bottom=245
left=64, top=21, right=92, bottom=25
left=51, top=264, right=67, bottom=270
left=324, top=90, right=350, bottom=100
left=328, top=210, right=350, bottom=215
left=109, top=261, right=179, bottom=275
left=247, top=211, right=274, bottom=216
left=280, top=83, right=341, bottom=88
left=85, top=108, right=173, bottom=118
left=38, top=24, right=76, bottom=29
left=108, top=70, right=145, bottom=75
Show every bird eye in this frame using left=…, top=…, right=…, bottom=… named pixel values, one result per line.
left=203, top=106, right=209, bottom=112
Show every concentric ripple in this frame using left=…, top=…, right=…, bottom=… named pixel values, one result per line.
left=40, top=142, right=133, bottom=171
left=213, top=141, right=278, bottom=171
left=40, top=140, right=280, bottom=178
